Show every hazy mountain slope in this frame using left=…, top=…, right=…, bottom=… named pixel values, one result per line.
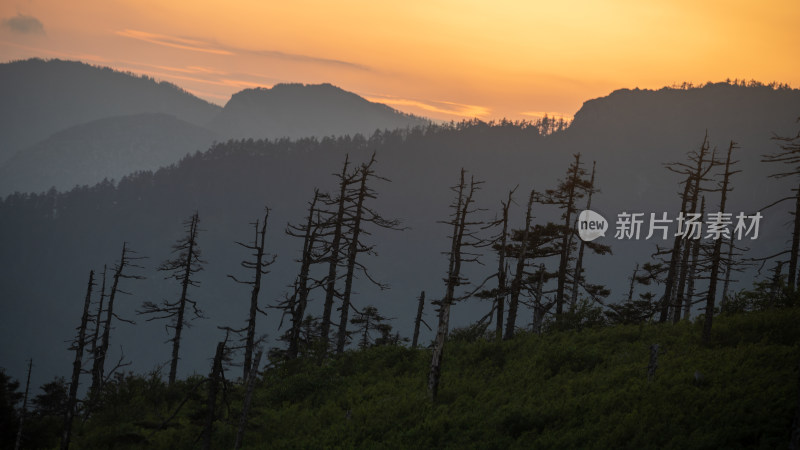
left=0, top=113, right=218, bottom=194
left=0, top=58, right=221, bottom=163
left=0, top=83, right=797, bottom=392
left=0, top=61, right=431, bottom=194
left=209, top=83, right=429, bottom=140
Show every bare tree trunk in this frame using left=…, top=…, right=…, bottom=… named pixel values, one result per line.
left=505, top=190, right=534, bottom=340
left=660, top=179, right=692, bottom=322
left=321, top=156, right=350, bottom=356
left=768, top=261, right=784, bottom=308
left=14, top=359, right=31, bottom=450
left=169, top=214, right=200, bottom=386
left=61, top=271, right=95, bottom=450
left=673, top=176, right=701, bottom=323
left=336, top=165, right=369, bottom=354
left=242, top=212, right=269, bottom=381
left=234, top=350, right=262, bottom=450
left=89, top=266, right=106, bottom=381
left=720, top=234, right=735, bottom=310
left=429, top=170, right=477, bottom=401
left=532, top=265, right=548, bottom=334
left=663, top=134, right=713, bottom=322
left=627, top=264, right=639, bottom=303
left=684, top=196, right=705, bottom=320
left=411, top=291, right=425, bottom=349
left=92, top=243, right=128, bottom=393
left=703, top=142, right=738, bottom=344
left=202, top=341, right=225, bottom=450
left=790, top=184, right=800, bottom=291
left=288, top=191, right=321, bottom=359
left=556, top=155, right=582, bottom=318
left=494, top=189, right=513, bottom=341
left=571, top=161, right=596, bottom=311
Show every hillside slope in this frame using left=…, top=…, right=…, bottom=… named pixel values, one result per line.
left=0, top=113, right=218, bottom=194
left=40, top=308, right=799, bottom=449
left=0, top=58, right=221, bottom=163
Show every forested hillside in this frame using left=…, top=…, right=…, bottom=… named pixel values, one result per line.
left=3, top=307, right=798, bottom=448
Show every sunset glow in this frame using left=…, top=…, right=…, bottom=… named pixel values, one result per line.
left=1, top=0, right=798, bottom=120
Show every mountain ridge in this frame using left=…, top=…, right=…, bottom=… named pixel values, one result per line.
left=208, top=82, right=430, bottom=140
left=0, top=58, right=222, bottom=163
left=0, top=59, right=431, bottom=194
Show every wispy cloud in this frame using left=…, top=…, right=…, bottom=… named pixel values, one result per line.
left=108, top=60, right=283, bottom=90
left=2, top=13, right=45, bottom=35
left=246, top=49, right=370, bottom=71
left=117, top=29, right=370, bottom=71
left=366, top=95, right=490, bottom=119
left=116, top=29, right=233, bottom=55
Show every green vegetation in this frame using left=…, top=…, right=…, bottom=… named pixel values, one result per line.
left=19, top=307, right=792, bottom=449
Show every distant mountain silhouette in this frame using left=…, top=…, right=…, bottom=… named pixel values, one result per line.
left=0, top=58, right=221, bottom=163
left=568, top=82, right=799, bottom=142
left=208, top=83, right=429, bottom=140
left=0, top=60, right=434, bottom=194
left=557, top=82, right=800, bottom=206
left=0, top=113, right=218, bottom=194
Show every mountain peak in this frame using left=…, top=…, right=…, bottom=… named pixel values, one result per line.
left=213, top=83, right=427, bottom=140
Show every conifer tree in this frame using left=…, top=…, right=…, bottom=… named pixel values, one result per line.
left=139, top=213, right=204, bottom=385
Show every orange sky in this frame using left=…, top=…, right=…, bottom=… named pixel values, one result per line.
left=1, top=0, right=798, bottom=121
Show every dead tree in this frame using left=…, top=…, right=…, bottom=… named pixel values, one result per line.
left=627, top=264, right=639, bottom=303
left=487, top=188, right=515, bottom=341
left=672, top=172, right=702, bottom=323
left=720, top=235, right=737, bottom=308
left=320, top=155, right=354, bottom=355
left=233, top=349, right=262, bottom=450
left=335, top=153, right=403, bottom=354
left=61, top=270, right=95, bottom=450
left=139, top=212, right=205, bottom=385
left=429, top=169, right=482, bottom=401
left=505, top=190, right=534, bottom=340
left=683, top=196, right=705, bottom=320
left=658, top=134, right=717, bottom=322
left=544, top=154, right=593, bottom=319
left=762, top=122, right=800, bottom=290
left=703, top=142, right=740, bottom=344
left=570, top=161, right=597, bottom=311
left=411, top=291, right=428, bottom=349
left=530, top=264, right=554, bottom=334
left=92, top=242, right=143, bottom=393
left=674, top=138, right=718, bottom=322
left=88, top=266, right=107, bottom=377
left=14, top=359, right=31, bottom=450
left=284, top=190, right=324, bottom=359
left=202, top=340, right=226, bottom=450
left=228, top=209, right=275, bottom=380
